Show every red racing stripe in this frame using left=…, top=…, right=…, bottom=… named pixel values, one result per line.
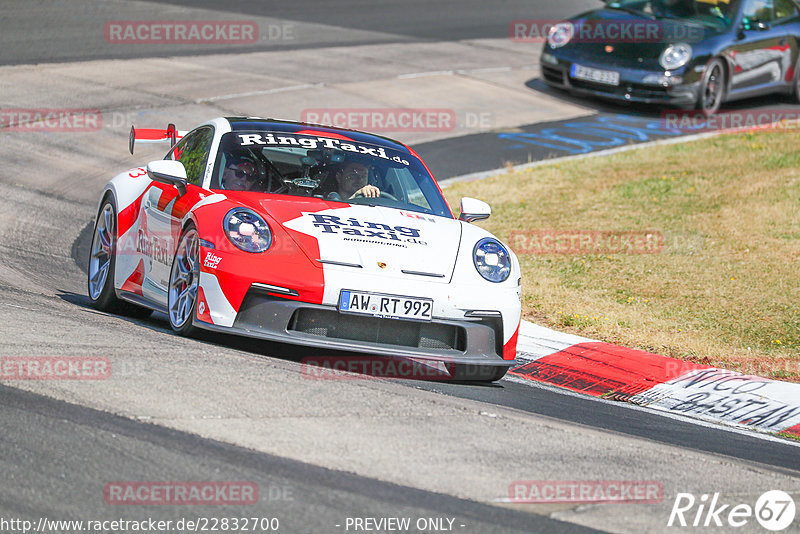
left=294, top=129, right=354, bottom=141
left=120, top=259, right=145, bottom=296
left=117, top=191, right=145, bottom=238
left=510, top=342, right=709, bottom=399
left=134, top=128, right=173, bottom=140
left=196, top=286, right=212, bottom=324
left=503, top=321, right=520, bottom=360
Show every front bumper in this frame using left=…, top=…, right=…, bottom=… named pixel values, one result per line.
left=195, top=287, right=516, bottom=369
left=540, top=55, right=700, bottom=107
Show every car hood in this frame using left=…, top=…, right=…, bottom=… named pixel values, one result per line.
left=241, top=196, right=463, bottom=282
left=558, top=9, right=710, bottom=69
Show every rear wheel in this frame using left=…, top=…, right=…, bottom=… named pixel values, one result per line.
left=87, top=198, right=151, bottom=318
left=793, top=56, right=800, bottom=103
left=168, top=224, right=201, bottom=337
left=696, top=58, right=726, bottom=115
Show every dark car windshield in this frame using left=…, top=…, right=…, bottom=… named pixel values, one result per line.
left=606, top=0, right=741, bottom=29
left=211, top=131, right=452, bottom=218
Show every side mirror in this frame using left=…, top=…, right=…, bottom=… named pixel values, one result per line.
left=737, top=22, right=746, bottom=39
left=458, top=197, right=491, bottom=223
left=147, top=160, right=188, bottom=196
left=739, top=19, right=771, bottom=37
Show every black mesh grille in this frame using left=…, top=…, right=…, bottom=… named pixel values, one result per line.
left=569, top=78, right=670, bottom=100
left=289, top=309, right=466, bottom=352
left=542, top=65, right=565, bottom=85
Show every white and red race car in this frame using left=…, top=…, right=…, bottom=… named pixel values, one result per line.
left=88, top=117, right=521, bottom=381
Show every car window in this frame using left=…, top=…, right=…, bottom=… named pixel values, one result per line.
left=210, top=131, right=452, bottom=218
left=167, top=126, right=214, bottom=186
left=774, top=0, right=798, bottom=18
left=613, top=0, right=740, bottom=29
left=742, top=0, right=775, bottom=22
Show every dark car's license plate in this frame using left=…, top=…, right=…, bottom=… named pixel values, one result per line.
left=571, top=64, right=620, bottom=86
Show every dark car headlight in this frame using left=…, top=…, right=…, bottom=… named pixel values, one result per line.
left=223, top=208, right=272, bottom=253
left=660, top=43, right=693, bottom=70
left=473, top=238, right=511, bottom=283
left=547, top=22, right=574, bottom=49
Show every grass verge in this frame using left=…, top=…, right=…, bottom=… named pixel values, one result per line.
left=444, top=130, right=800, bottom=381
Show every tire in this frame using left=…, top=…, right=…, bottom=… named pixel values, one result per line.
left=696, top=58, right=726, bottom=116
left=447, top=363, right=509, bottom=382
left=87, top=197, right=152, bottom=318
left=793, top=56, right=800, bottom=104
left=168, top=223, right=201, bottom=337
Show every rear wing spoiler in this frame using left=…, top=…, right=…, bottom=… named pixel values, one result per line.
left=129, top=124, right=187, bottom=154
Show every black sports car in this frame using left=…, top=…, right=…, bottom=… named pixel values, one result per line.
left=540, top=0, right=800, bottom=113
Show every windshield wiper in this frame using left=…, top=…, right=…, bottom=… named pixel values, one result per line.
left=604, top=3, right=656, bottom=19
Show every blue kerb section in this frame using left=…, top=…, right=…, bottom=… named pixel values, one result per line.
left=497, top=114, right=701, bottom=155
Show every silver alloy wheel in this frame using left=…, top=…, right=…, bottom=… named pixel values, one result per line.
left=88, top=203, right=115, bottom=300
left=169, top=229, right=200, bottom=328
left=703, top=63, right=723, bottom=112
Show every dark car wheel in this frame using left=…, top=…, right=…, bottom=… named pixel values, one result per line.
left=696, top=58, right=726, bottom=115
left=88, top=197, right=152, bottom=318
left=793, top=57, right=800, bottom=104
left=168, top=223, right=201, bottom=337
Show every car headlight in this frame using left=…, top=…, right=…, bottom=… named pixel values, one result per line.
left=547, top=22, right=574, bottom=49
left=660, top=43, right=692, bottom=70
left=223, top=208, right=272, bottom=253
left=473, top=238, right=511, bottom=283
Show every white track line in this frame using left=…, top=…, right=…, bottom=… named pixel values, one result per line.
left=197, top=83, right=325, bottom=103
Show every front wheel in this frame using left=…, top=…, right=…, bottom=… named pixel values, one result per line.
left=696, top=58, right=726, bottom=115
left=168, top=224, right=202, bottom=337
left=87, top=198, right=151, bottom=318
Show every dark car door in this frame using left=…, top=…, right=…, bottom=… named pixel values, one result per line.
left=727, top=0, right=796, bottom=95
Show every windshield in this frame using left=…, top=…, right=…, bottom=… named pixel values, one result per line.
left=606, top=0, right=740, bottom=29
left=211, top=131, right=452, bottom=218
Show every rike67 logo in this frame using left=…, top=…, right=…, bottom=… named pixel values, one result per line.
left=668, top=490, right=796, bottom=531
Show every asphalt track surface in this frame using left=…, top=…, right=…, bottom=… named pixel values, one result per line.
left=0, top=0, right=597, bottom=65
left=415, top=86, right=800, bottom=179
left=2, top=2, right=800, bottom=533
left=0, top=384, right=592, bottom=533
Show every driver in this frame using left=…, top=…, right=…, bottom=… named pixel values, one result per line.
left=221, top=156, right=260, bottom=191
left=334, top=160, right=380, bottom=199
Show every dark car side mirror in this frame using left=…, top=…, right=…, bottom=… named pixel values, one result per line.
left=739, top=18, right=771, bottom=37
